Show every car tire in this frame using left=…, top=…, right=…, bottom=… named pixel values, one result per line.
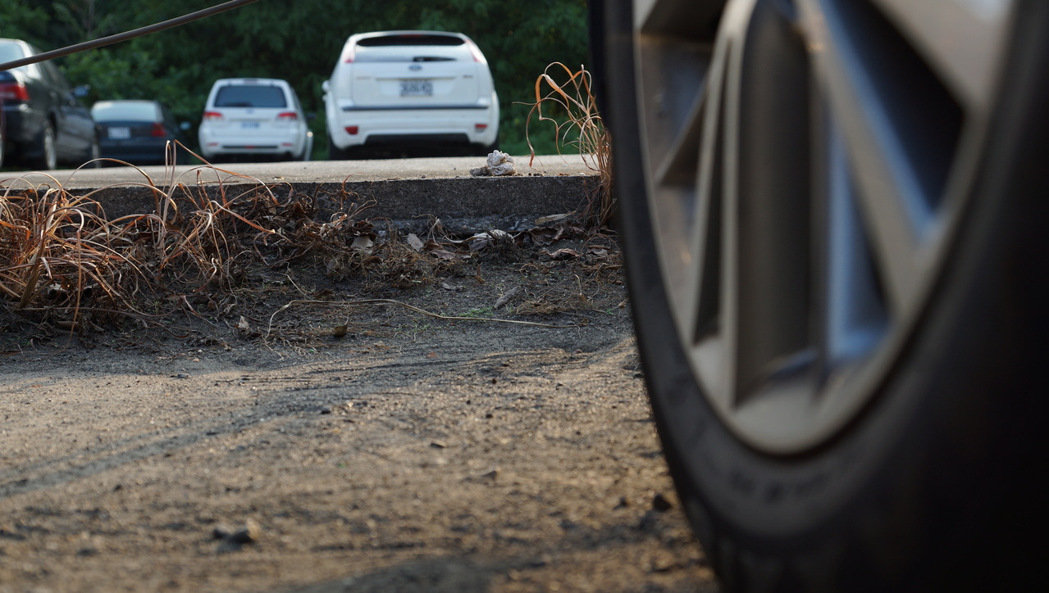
left=596, top=1, right=1047, bottom=591
left=86, top=134, right=101, bottom=168
left=33, top=122, right=57, bottom=170
left=327, top=135, right=349, bottom=160
left=473, top=141, right=498, bottom=157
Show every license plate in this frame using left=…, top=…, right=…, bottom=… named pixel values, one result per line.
left=240, top=121, right=261, bottom=129
left=400, top=80, right=433, bottom=97
left=108, top=127, right=130, bottom=140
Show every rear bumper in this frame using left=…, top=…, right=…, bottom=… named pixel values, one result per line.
left=326, top=97, right=499, bottom=150
left=98, top=138, right=171, bottom=165
left=1, top=104, right=45, bottom=146
left=198, top=128, right=304, bottom=159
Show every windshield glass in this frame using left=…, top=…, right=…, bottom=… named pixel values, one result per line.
left=92, top=101, right=160, bottom=122
left=214, top=84, right=287, bottom=108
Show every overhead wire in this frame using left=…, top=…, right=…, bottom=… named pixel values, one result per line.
left=0, top=0, right=263, bottom=71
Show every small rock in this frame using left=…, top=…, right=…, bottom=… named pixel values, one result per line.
left=213, top=519, right=260, bottom=547
left=229, top=519, right=261, bottom=544
left=470, top=150, right=517, bottom=176
left=652, top=492, right=673, bottom=512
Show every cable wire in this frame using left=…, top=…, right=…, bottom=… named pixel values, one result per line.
left=0, top=0, right=263, bottom=72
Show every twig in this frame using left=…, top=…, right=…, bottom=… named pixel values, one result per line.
left=265, top=298, right=580, bottom=339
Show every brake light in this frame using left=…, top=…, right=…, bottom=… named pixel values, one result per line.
left=0, top=81, right=29, bottom=102
left=277, top=111, right=298, bottom=120
left=345, top=126, right=359, bottom=135
left=343, top=44, right=357, bottom=63
left=468, top=43, right=486, bottom=64
left=475, top=123, right=488, bottom=132
left=202, top=111, right=223, bottom=121
left=150, top=123, right=166, bottom=137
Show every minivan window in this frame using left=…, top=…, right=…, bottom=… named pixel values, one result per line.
left=214, top=85, right=287, bottom=108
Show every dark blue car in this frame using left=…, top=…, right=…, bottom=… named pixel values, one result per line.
left=91, top=100, right=188, bottom=166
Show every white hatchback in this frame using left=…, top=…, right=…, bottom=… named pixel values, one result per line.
left=198, top=78, right=313, bottom=162
left=322, top=31, right=499, bottom=158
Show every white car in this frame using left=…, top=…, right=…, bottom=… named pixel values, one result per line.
left=198, top=78, right=313, bottom=162
left=322, top=30, right=499, bottom=158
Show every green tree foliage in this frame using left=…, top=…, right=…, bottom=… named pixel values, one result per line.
left=1, top=0, right=589, bottom=156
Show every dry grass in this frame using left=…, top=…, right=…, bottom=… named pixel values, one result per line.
left=525, top=62, right=613, bottom=226
left=0, top=147, right=376, bottom=333
left=1, top=145, right=616, bottom=337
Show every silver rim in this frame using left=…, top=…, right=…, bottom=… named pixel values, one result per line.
left=43, top=126, right=57, bottom=170
left=632, top=0, right=1016, bottom=453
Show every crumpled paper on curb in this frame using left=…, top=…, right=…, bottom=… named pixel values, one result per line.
left=470, top=150, right=517, bottom=176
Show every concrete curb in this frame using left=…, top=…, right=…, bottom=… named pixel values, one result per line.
left=1, top=155, right=601, bottom=231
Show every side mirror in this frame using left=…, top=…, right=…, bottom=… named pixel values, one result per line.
left=322, top=80, right=330, bottom=93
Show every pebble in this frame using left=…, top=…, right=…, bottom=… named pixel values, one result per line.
left=651, top=492, right=673, bottom=512
left=212, top=519, right=261, bottom=548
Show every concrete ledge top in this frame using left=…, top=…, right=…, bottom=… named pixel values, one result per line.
left=0, top=154, right=597, bottom=190
left=0, top=155, right=602, bottom=230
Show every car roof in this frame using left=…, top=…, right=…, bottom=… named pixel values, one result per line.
left=211, top=78, right=291, bottom=87
left=350, top=30, right=470, bottom=44
left=93, top=99, right=161, bottom=107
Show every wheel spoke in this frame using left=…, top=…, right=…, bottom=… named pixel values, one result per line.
left=869, top=0, right=1016, bottom=112
left=678, top=26, right=730, bottom=350
left=798, top=0, right=951, bottom=315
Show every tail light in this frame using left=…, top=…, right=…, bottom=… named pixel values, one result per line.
left=202, top=111, right=223, bottom=121
left=0, top=81, right=30, bottom=102
left=474, top=123, right=488, bottom=132
left=467, top=42, right=487, bottom=64
left=277, top=111, right=298, bottom=120
left=345, top=126, right=359, bottom=135
left=150, top=123, right=166, bottom=137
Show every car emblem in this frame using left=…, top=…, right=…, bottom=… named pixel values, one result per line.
left=409, top=64, right=422, bottom=72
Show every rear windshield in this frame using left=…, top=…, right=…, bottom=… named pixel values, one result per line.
left=92, top=102, right=159, bottom=122
left=357, top=34, right=464, bottom=47
left=213, top=84, right=287, bottom=108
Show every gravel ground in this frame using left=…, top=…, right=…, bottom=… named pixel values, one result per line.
left=0, top=230, right=719, bottom=593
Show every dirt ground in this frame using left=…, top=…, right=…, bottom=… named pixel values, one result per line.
left=0, top=220, right=719, bottom=592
